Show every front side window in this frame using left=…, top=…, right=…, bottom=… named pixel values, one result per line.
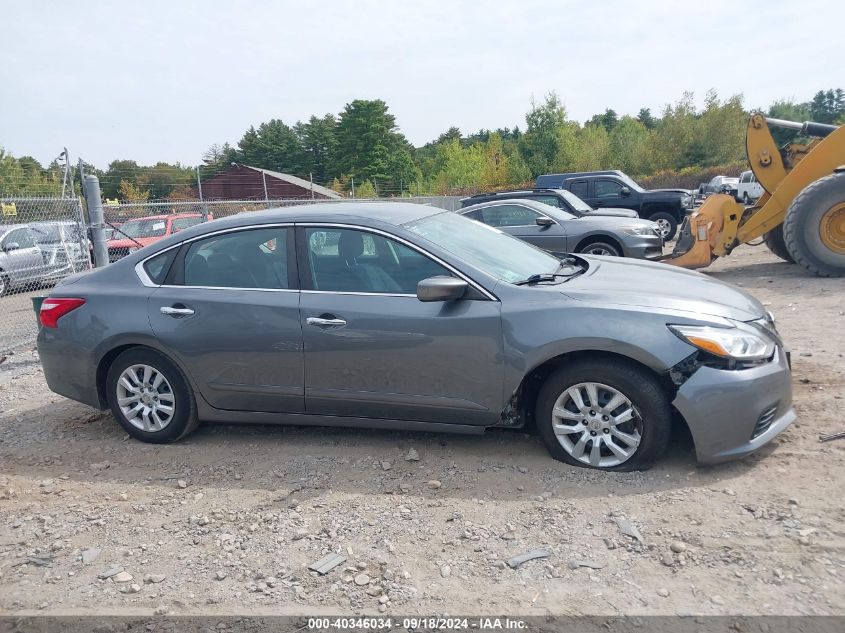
left=479, top=204, right=541, bottom=227
left=171, top=216, right=203, bottom=233
left=531, top=195, right=565, bottom=208
left=570, top=180, right=589, bottom=198
left=595, top=180, right=624, bottom=198
left=182, top=227, right=290, bottom=289
left=305, top=227, right=449, bottom=294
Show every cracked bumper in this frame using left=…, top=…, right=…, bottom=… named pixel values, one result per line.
left=672, top=347, right=795, bottom=464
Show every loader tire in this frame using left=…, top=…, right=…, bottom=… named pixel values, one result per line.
left=783, top=172, right=845, bottom=277
left=763, top=225, right=794, bottom=263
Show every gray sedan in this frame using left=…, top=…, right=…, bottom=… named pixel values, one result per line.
left=37, top=203, right=794, bottom=470
left=459, top=199, right=663, bottom=259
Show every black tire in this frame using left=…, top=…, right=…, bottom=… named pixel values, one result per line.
left=576, top=239, right=621, bottom=257
left=763, top=224, right=795, bottom=263
left=648, top=211, right=678, bottom=241
left=535, top=358, right=671, bottom=471
left=783, top=172, right=845, bottom=277
left=106, top=348, right=199, bottom=443
left=0, top=272, right=8, bottom=298
left=742, top=192, right=751, bottom=205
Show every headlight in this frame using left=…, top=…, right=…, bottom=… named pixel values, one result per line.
left=668, top=323, right=775, bottom=360
left=623, top=226, right=657, bottom=236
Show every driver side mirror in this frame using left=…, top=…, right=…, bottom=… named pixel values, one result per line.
left=620, top=187, right=631, bottom=197
left=3, top=242, right=20, bottom=252
left=417, top=276, right=468, bottom=302
left=535, top=216, right=554, bottom=228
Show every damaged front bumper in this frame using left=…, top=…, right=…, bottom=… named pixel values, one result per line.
left=672, top=346, right=795, bottom=464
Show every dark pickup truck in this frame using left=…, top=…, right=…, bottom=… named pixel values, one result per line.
left=535, top=170, right=694, bottom=240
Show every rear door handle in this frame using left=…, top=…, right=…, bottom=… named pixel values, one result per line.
left=160, top=306, right=195, bottom=316
left=306, top=316, right=347, bottom=327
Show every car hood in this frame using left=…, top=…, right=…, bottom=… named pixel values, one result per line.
left=583, top=207, right=639, bottom=218
left=557, top=256, right=765, bottom=321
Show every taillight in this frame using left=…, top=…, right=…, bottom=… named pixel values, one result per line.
left=40, top=298, right=86, bottom=328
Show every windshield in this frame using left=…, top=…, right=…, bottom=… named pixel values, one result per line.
left=403, top=212, right=565, bottom=284
left=558, top=190, right=593, bottom=212
left=118, top=218, right=168, bottom=238
left=618, top=173, right=644, bottom=192
left=30, top=223, right=80, bottom=243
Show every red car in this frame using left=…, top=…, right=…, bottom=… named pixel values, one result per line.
left=107, top=213, right=207, bottom=262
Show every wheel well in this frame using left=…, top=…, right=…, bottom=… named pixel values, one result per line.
left=516, top=350, right=678, bottom=429
left=95, top=344, right=144, bottom=408
left=574, top=234, right=623, bottom=254
left=644, top=204, right=680, bottom=220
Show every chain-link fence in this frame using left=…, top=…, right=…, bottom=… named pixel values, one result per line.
left=0, top=194, right=461, bottom=353
left=1, top=197, right=91, bottom=352
left=100, top=196, right=461, bottom=262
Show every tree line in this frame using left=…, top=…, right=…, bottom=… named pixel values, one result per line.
left=1, top=89, right=842, bottom=200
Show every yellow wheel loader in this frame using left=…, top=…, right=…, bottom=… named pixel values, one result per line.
left=668, top=114, right=845, bottom=276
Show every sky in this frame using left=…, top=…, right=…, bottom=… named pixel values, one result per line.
left=2, top=0, right=843, bottom=170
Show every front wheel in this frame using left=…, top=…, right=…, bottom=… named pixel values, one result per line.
left=106, top=348, right=199, bottom=443
left=648, top=212, right=678, bottom=241
left=536, top=359, right=671, bottom=471
left=783, top=172, right=845, bottom=277
left=576, top=240, right=621, bottom=257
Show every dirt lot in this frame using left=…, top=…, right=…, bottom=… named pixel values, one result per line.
left=0, top=242, right=843, bottom=617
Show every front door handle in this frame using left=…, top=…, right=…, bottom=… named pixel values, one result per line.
left=306, top=316, right=347, bottom=327
left=160, top=306, right=195, bottom=317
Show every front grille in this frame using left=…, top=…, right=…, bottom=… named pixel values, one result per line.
left=752, top=405, right=778, bottom=439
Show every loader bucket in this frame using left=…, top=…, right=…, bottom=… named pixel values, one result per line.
left=664, top=194, right=735, bottom=270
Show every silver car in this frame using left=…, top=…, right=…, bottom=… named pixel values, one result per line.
left=36, top=203, right=794, bottom=470
left=29, top=221, right=90, bottom=281
left=459, top=198, right=663, bottom=259
left=0, top=224, right=48, bottom=297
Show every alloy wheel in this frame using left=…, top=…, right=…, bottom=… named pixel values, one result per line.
left=115, top=364, right=176, bottom=432
left=583, top=244, right=618, bottom=257
left=654, top=218, right=672, bottom=238
left=551, top=382, right=642, bottom=468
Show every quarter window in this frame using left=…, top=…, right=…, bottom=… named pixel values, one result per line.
left=182, top=227, right=290, bottom=289
left=479, top=204, right=541, bottom=227
left=594, top=180, right=624, bottom=198
left=305, top=228, right=450, bottom=294
left=143, top=249, right=177, bottom=285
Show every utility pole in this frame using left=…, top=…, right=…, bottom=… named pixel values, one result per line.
left=59, top=148, right=70, bottom=198
left=262, top=170, right=269, bottom=207
left=196, top=166, right=209, bottom=222
left=83, top=175, right=109, bottom=268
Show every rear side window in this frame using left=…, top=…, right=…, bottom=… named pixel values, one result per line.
left=143, top=249, right=178, bottom=284
left=531, top=195, right=564, bottom=208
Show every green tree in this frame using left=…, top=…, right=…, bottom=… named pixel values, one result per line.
left=574, top=125, right=610, bottom=171
left=435, top=138, right=485, bottom=193
left=118, top=179, right=150, bottom=203
left=609, top=116, right=651, bottom=175
left=334, top=99, right=406, bottom=183
left=237, top=119, right=306, bottom=175
left=481, top=133, right=510, bottom=188
left=637, top=108, right=657, bottom=130
left=809, top=89, right=845, bottom=124
left=354, top=179, right=377, bottom=198
left=102, top=160, right=142, bottom=198
left=295, top=114, right=338, bottom=183
left=520, top=92, right=568, bottom=176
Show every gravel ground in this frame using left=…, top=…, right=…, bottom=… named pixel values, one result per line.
left=0, top=242, right=843, bottom=617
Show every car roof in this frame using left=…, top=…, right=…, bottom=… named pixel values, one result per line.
left=459, top=198, right=563, bottom=215
left=461, top=188, right=561, bottom=201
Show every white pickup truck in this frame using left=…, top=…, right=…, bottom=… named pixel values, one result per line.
left=736, top=170, right=765, bottom=204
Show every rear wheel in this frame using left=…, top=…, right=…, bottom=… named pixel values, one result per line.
left=783, top=172, right=845, bottom=277
left=106, top=348, right=199, bottom=443
left=648, top=212, right=678, bottom=241
left=763, top=224, right=795, bottom=263
left=576, top=240, right=621, bottom=257
left=535, top=359, right=671, bottom=471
